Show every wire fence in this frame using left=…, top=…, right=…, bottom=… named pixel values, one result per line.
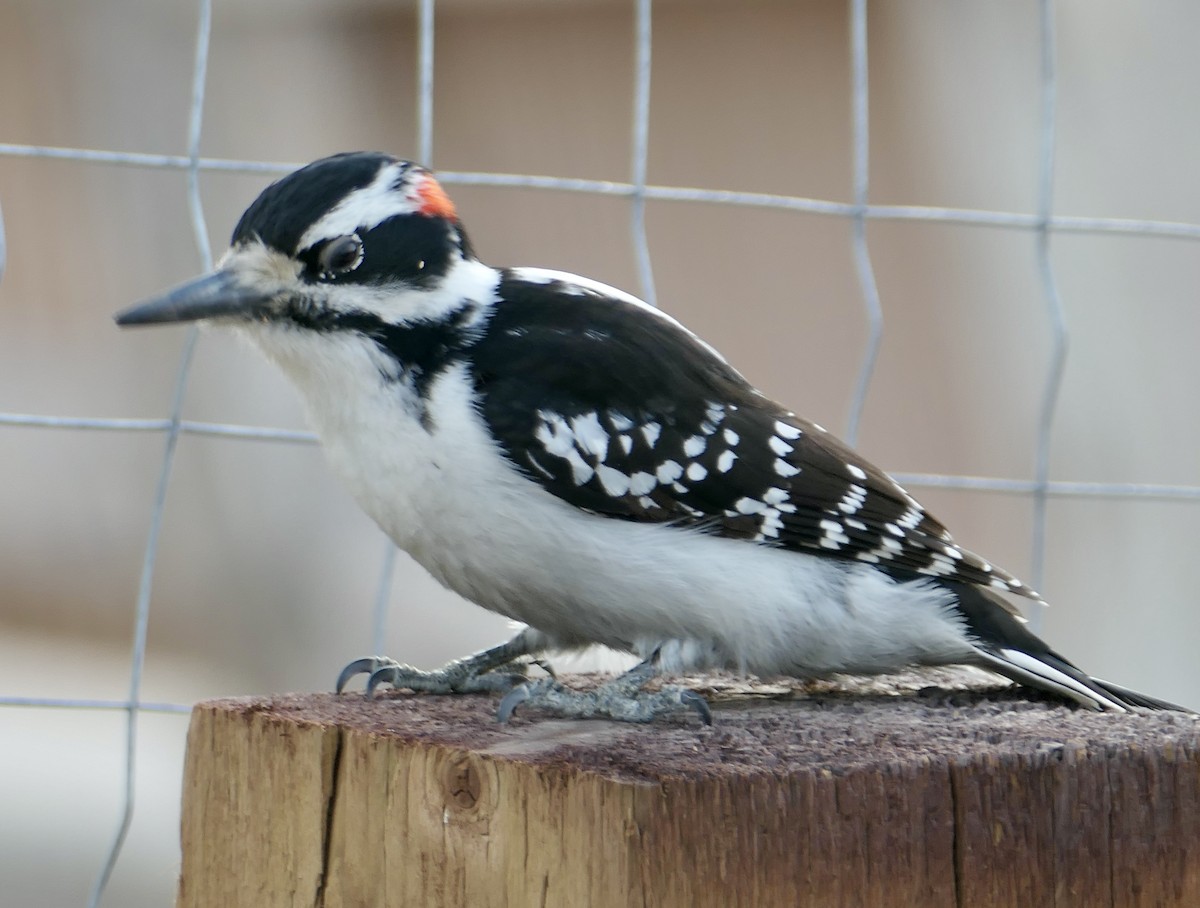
left=1, top=1, right=1198, bottom=905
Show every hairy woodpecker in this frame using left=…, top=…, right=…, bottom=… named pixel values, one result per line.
left=117, top=152, right=1186, bottom=722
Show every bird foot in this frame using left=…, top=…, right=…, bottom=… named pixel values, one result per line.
left=496, top=676, right=712, bottom=725
left=336, top=655, right=528, bottom=697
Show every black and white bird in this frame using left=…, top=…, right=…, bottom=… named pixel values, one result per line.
left=117, top=152, right=1185, bottom=722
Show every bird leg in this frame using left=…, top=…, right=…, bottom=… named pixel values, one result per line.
left=336, top=630, right=539, bottom=697
left=496, top=652, right=713, bottom=725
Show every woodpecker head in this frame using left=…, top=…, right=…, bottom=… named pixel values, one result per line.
left=116, top=152, right=476, bottom=333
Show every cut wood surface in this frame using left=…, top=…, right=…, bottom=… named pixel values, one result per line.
left=177, top=678, right=1200, bottom=908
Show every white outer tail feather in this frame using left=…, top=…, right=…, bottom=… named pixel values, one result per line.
left=974, top=646, right=1128, bottom=712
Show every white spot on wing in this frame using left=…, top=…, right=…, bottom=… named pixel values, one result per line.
left=723, top=428, right=740, bottom=446
left=686, top=462, right=707, bottom=482
left=768, top=436, right=792, bottom=456
left=564, top=449, right=594, bottom=485
left=735, top=497, right=767, bottom=515
left=759, top=510, right=783, bottom=539
left=923, top=555, right=957, bottom=577
left=774, top=421, right=803, bottom=440
left=846, top=464, right=867, bottom=481
left=837, top=484, right=868, bottom=515
left=629, top=471, right=656, bottom=495
left=641, top=422, right=662, bottom=448
left=534, top=412, right=574, bottom=457
left=818, top=518, right=850, bottom=549
left=762, top=487, right=791, bottom=507
left=656, top=460, right=684, bottom=484
left=684, top=435, right=707, bottom=457
left=774, top=459, right=800, bottom=478
left=717, top=450, right=737, bottom=473
left=595, top=464, right=631, bottom=497
left=570, top=412, right=609, bottom=460
left=608, top=412, right=635, bottom=431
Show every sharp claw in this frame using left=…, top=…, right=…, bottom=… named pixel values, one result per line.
left=336, top=657, right=387, bottom=693
left=365, top=666, right=399, bottom=697
left=496, top=684, right=532, bottom=724
left=680, top=690, right=713, bottom=726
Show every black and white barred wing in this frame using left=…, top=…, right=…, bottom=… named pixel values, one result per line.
left=473, top=271, right=1039, bottom=604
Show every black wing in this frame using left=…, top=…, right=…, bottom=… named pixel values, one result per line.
left=471, top=270, right=1038, bottom=603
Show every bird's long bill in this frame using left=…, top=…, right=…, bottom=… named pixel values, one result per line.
left=115, top=269, right=272, bottom=327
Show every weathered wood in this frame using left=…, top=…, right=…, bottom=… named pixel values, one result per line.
left=177, top=681, right=1200, bottom=908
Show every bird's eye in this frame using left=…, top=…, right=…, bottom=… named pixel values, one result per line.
left=316, top=234, right=364, bottom=279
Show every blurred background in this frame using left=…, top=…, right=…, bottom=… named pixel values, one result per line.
left=1, top=0, right=1198, bottom=904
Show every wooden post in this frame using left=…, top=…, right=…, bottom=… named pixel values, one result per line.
left=176, top=682, right=1200, bottom=908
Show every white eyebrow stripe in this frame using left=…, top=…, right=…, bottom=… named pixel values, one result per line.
left=297, top=162, right=420, bottom=252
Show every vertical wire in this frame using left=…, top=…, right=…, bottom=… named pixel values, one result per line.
left=369, top=0, right=439, bottom=653
left=417, top=0, right=435, bottom=166
left=370, top=544, right=397, bottom=656
left=1030, top=0, right=1066, bottom=628
left=846, top=0, right=883, bottom=445
left=86, top=2, right=213, bottom=905
left=630, top=0, right=656, bottom=307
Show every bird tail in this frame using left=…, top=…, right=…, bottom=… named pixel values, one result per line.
left=1084, top=676, right=1193, bottom=712
left=970, top=646, right=1191, bottom=712
left=944, top=579, right=1193, bottom=713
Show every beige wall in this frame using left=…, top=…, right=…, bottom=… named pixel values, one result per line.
left=1, top=1, right=1198, bottom=904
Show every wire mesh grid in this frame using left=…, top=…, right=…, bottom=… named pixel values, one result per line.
left=1, top=1, right=1198, bottom=904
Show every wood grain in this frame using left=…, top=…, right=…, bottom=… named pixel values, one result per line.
left=176, top=684, right=1200, bottom=908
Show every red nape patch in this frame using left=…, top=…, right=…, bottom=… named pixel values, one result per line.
left=417, top=176, right=458, bottom=220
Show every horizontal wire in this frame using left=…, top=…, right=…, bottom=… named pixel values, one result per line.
left=891, top=473, right=1200, bottom=502
left=2, top=142, right=1200, bottom=240
left=439, top=172, right=1200, bottom=240
left=0, top=696, right=192, bottom=714
left=1, top=412, right=1197, bottom=501
left=0, top=142, right=294, bottom=175
left=0, top=412, right=317, bottom=442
